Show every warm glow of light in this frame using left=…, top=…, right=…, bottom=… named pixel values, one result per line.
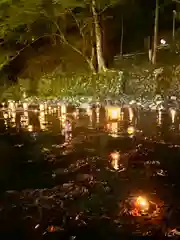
left=111, top=152, right=120, bottom=160
left=61, top=105, right=66, bottom=115
left=160, top=39, right=166, bottom=45
left=40, top=104, right=44, bottom=111
left=128, top=107, right=134, bottom=122
left=111, top=122, right=118, bottom=133
left=106, top=107, right=121, bottom=120
left=86, top=106, right=91, bottom=115
left=20, top=112, right=29, bottom=128
left=23, top=92, right=26, bottom=99
left=136, top=196, right=149, bottom=210
left=87, top=107, right=92, bottom=124
left=65, top=132, right=72, bottom=142
left=96, top=107, right=100, bottom=123
left=120, top=112, right=124, bottom=121
left=40, top=111, right=45, bottom=117
left=12, top=112, right=16, bottom=119
left=4, top=119, right=8, bottom=128
left=28, top=125, right=33, bottom=132
left=3, top=112, right=8, bottom=119
left=157, top=110, right=162, bottom=125
left=60, top=114, right=66, bottom=129
left=24, top=111, right=28, bottom=117
left=73, top=108, right=79, bottom=119
left=11, top=113, right=16, bottom=123
left=23, top=102, right=28, bottom=110
left=170, top=108, right=176, bottom=123
left=106, top=122, right=118, bottom=137
left=127, top=126, right=135, bottom=135
left=8, top=101, right=15, bottom=110
left=39, top=110, right=47, bottom=131
left=110, top=151, right=120, bottom=170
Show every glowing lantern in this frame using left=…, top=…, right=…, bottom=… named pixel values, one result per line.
left=106, top=107, right=121, bottom=120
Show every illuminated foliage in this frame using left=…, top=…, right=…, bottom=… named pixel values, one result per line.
left=0, top=0, right=123, bottom=72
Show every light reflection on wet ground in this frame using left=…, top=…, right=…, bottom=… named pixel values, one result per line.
left=0, top=105, right=180, bottom=238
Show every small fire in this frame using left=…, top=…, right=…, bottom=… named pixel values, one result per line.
left=135, top=196, right=149, bottom=210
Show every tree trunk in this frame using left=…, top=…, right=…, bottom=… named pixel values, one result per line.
left=90, top=24, right=97, bottom=72
left=148, top=36, right=152, bottom=62
left=172, top=10, right=176, bottom=42
left=120, top=15, right=124, bottom=59
left=152, top=0, right=159, bottom=64
left=91, top=0, right=107, bottom=72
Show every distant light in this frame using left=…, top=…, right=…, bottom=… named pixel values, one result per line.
left=128, top=107, right=134, bottom=122
left=160, top=39, right=166, bottom=45
left=28, top=125, right=33, bottom=132
left=110, top=152, right=120, bottom=161
left=170, top=108, right=176, bottom=124
left=106, top=107, right=121, bottom=120
left=110, top=152, right=120, bottom=170
left=127, top=126, right=135, bottom=135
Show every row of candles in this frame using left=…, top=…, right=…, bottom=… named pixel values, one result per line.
left=1, top=102, right=178, bottom=133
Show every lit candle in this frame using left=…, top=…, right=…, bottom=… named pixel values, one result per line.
left=169, top=108, right=176, bottom=124
left=128, top=107, right=134, bottom=122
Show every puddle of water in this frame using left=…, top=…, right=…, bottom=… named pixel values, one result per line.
left=0, top=105, right=180, bottom=238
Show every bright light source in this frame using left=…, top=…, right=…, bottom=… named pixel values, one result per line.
left=170, top=108, right=176, bottom=124
left=23, top=102, right=28, bottom=110
left=136, top=196, right=149, bottom=210
left=106, top=107, right=121, bottom=120
left=110, top=152, right=120, bottom=170
left=160, top=39, right=166, bottom=45
left=128, top=107, right=134, bottom=122
left=127, top=126, right=135, bottom=135
left=28, top=125, right=33, bottom=132
left=110, top=152, right=120, bottom=160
